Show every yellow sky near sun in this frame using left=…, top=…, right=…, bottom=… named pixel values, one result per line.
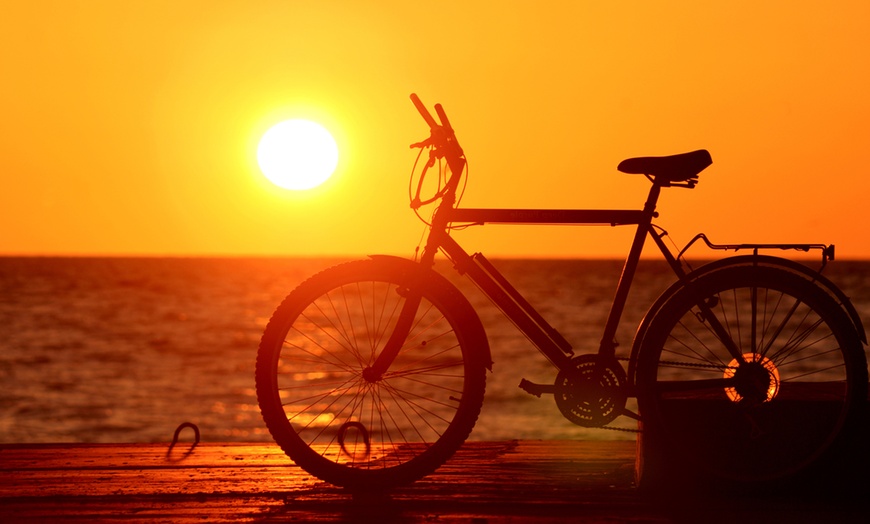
left=1, top=2, right=869, bottom=258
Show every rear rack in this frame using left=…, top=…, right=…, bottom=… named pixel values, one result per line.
left=679, top=233, right=835, bottom=265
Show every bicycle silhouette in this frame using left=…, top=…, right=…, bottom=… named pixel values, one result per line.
left=256, top=94, right=867, bottom=490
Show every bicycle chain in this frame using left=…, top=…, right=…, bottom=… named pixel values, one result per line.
left=600, top=357, right=729, bottom=434
left=601, top=425, right=641, bottom=434
left=616, top=356, right=727, bottom=371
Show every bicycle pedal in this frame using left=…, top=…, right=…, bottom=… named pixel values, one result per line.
left=518, top=379, right=555, bottom=398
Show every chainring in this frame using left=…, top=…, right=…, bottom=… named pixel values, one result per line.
left=554, top=354, right=628, bottom=428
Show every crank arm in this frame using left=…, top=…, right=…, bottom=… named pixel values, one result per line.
left=519, top=379, right=556, bottom=397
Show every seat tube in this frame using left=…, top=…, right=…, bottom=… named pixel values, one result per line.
left=598, top=182, right=662, bottom=357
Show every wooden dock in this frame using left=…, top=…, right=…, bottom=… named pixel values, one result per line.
left=1, top=440, right=868, bottom=523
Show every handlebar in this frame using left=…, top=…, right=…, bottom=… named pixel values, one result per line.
left=434, top=103, right=452, bottom=131
left=410, top=93, right=439, bottom=130
left=408, top=93, right=467, bottom=207
left=409, top=93, right=463, bottom=156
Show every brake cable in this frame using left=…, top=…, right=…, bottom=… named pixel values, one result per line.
left=411, top=148, right=447, bottom=210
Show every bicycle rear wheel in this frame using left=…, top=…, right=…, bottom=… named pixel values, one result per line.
left=636, top=264, right=867, bottom=483
left=256, top=258, right=486, bottom=490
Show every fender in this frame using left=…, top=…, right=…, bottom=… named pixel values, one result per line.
left=693, top=255, right=866, bottom=344
left=628, top=254, right=867, bottom=385
left=771, top=257, right=865, bottom=343
left=368, top=254, right=493, bottom=371
left=627, top=275, right=686, bottom=385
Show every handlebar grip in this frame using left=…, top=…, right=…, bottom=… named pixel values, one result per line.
left=410, top=93, right=438, bottom=130
left=434, top=103, right=452, bottom=130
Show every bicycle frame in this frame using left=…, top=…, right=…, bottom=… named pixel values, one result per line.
left=368, top=94, right=856, bottom=392
left=419, top=180, right=689, bottom=375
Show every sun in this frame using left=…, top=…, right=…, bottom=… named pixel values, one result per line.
left=257, top=119, right=338, bottom=190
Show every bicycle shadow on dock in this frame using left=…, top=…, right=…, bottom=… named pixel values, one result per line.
left=635, top=405, right=870, bottom=524
left=255, top=438, right=870, bottom=523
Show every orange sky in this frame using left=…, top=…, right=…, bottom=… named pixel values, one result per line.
left=2, top=2, right=869, bottom=258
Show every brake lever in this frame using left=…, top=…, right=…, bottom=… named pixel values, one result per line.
left=410, top=138, right=432, bottom=149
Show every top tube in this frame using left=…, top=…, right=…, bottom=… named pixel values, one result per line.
left=446, top=208, right=646, bottom=226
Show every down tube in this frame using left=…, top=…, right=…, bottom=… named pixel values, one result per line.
left=439, top=234, right=574, bottom=370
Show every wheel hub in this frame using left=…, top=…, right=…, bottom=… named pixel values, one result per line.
left=724, top=353, right=781, bottom=404
left=362, top=366, right=378, bottom=383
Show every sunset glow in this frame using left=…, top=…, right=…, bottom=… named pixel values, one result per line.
left=1, top=2, right=868, bottom=257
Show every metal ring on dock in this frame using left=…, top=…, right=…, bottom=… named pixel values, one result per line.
left=166, top=421, right=200, bottom=461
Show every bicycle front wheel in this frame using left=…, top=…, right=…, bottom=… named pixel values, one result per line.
left=636, top=264, right=867, bottom=483
left=256, top=258, right=487, bottom=490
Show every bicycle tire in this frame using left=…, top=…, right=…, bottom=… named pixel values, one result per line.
left=256, top=258, right=487, bottom=490
left=636, top=264, right=867, bottom=483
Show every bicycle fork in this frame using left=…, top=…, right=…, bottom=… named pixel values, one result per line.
left=361, top=289, right=422, bottom=383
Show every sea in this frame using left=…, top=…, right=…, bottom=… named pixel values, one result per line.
left=2, top=256, right=869, bottom=445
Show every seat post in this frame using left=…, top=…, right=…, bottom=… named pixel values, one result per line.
left=643, top=178, right=663, bottom=213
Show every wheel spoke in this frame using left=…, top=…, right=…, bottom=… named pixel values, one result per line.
left=655, top=377, right=737, bottom=393
left=256, top=259, right=486, bottom=488
left=637, top=263, right=864, bottom=483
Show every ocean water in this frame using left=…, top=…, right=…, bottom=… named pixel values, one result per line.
left=1, top=256, right=868, bottom=444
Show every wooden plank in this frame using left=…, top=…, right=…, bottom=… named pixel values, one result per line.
left=0, top=440, right=645, bottom=522
left=0, top=442, right=320, bottom=498
left=1, top=441, right=635, bottom=497
left=1, top=440, right=868, bottom=523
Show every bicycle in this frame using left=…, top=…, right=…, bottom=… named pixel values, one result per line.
left=256, top=94, right=868, bottom=490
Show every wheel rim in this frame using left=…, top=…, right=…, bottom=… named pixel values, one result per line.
left=640, top=269, right=857, bottom=481
left=271, top=277, right=470, bottom=472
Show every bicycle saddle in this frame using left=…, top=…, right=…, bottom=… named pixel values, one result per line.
left=617, top=149, right=712, bottom=185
